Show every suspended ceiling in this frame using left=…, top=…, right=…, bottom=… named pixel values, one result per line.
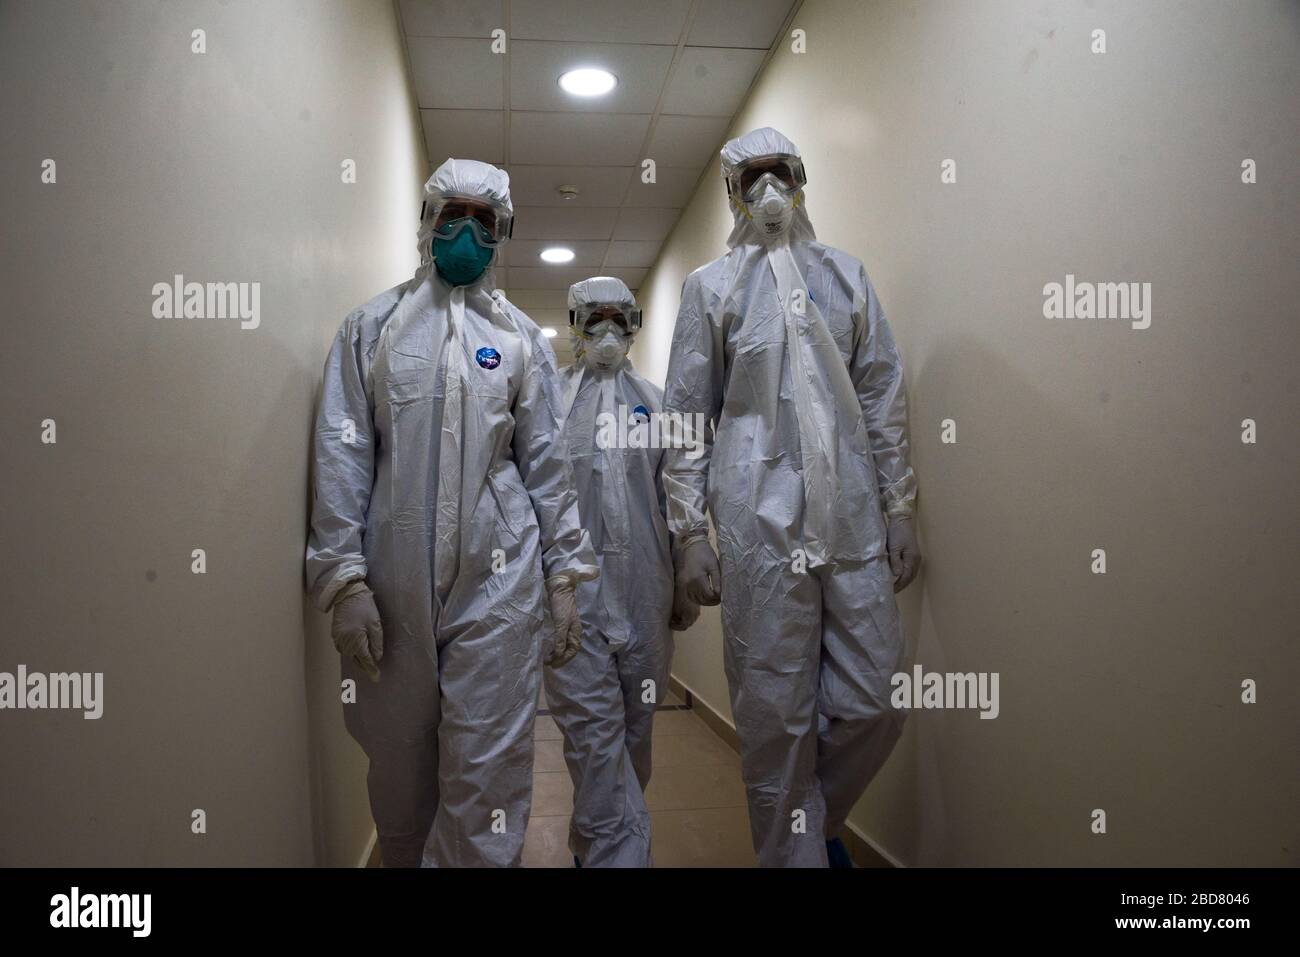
left=396, top=0, right=798, bottom=360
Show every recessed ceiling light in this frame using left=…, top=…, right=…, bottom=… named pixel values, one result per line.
left=559, top=68, right=617, bottom=97
left=540, top=247, right=575, bottom=264
left=542, top=327, right=558, bottom=338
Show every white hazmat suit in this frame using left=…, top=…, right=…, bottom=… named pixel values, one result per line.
left=306, top=159, right=597, bottom=868
left=662, top=128, right=919, bottom=867
left=543, top=277, right=676, bottom=867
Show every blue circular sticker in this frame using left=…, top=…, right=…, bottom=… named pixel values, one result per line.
left=630, top=404, right=651, bottom=423
left=475, top=347, right=501, bottom=370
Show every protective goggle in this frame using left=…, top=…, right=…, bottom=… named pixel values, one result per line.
left=568, top=302, right=642, bottom=337
left=434, top=217, right=497, bottom=250
left=422, top=193, right=514, bottom=246
left=724, top=154, right=807, bottom=202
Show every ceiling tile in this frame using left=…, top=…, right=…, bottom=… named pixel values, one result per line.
left=687, top=0, right=795, bottom=49
left=645, top=114, right=730, bottom=168
left=606, top=267, right=648, bottom=289
left=508, top=265, right=599, bottom=289
left=612, top=207, right=683, bottom=241
left=661, top=47, right=765, bottom=116
left=527, top=310, right=574, bottom=345
left=510, top=41, right=674, bottom=114
left=506, top=239, right=609, bottom=268
left=401, top=1, right=793, bottom=305
left=399, top=0, right=505, bottom=38
left=505, top=289, right=571, bottom=310
left=605, top=241, right=661, bottom=268
left=408, top=37, right=504, bottom=110
left=506, top=165, right=634, bottom=207
left=510, top=0, right=692, bottom=44
left=422, top=109, right=504, bottom=165
left=623, top=165, right=703, bottom=207
left=511, top=112, right=650, bottom=166
left=524, top=308, right=571, bottom=327
left=512, top=205, right=619, bottom=240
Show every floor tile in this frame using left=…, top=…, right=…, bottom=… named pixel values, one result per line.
left=533, top=714, right=564, bottom=741
left=650, top=806, right=756, bottom=868
left=651, top=729, right=741, bottom=770
left=647, top=708, right=717, bottom=737
left=644, top=762, right=748, bottom=812
left=522, top=814, right=574, bottom=868
left=531, top=770, right=575, bottom=817
left=533, top=736, right=569, bottom=774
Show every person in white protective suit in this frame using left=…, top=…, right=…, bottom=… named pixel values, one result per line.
left=543, top=277, right=698, bottom=867
left=306, top=158, right=598, bottom=868
left=661, top=128, right=922, bottom=868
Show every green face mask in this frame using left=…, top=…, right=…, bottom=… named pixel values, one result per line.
left=432, top=218, right=495, bottom=286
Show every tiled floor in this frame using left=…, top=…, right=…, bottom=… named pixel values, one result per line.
left=523, top=690, right=757, bottom=867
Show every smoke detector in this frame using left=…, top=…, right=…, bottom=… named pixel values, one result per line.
left=557, top=184, right=580, bottom=201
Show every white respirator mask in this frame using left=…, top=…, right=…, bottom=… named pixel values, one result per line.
left=586, top=324, right=630, bottom=371
left=746, top=180, right=795, bottom=240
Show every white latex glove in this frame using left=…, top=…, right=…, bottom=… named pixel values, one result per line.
left=545, top=575, right=582, bottom=668
left=669, top=586, right=700, bottom=631
left=331, top=580, right=384, bottom=682
left=886, top=516, right=921, bottom=593
left=676, top=538, right=722, bottom=606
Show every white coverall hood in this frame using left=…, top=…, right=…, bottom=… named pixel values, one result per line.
left=416, top=157, right=514, bottom=282
left=567, top=276, right=638, bottom=370
left=720, top=127, right=816, bottom=249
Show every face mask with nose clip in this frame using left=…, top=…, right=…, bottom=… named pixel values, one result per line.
left=431, top=217, right=495, bottom=286
left=581, top=318, right=631, bottom=371
left=746, top=179, right=796, bottom=238
left=569, top=294, right=640, bottom=371
left=725, top=153, right=806, bottom=241
left=424, top=191, right=513, bottom=286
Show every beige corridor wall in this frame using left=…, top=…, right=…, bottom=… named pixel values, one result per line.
left=634, top=0, right=1299, bottom=865
left=0, top=0, right=426, bottom=865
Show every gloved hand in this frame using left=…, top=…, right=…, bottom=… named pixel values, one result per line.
left=331, top=580, right=384, bottom=682
left=886, top=516, right=921, bottom=592
left=545, top=575, right=582, bottom=668
left=669, top=587, right=700, bottom=631
left=676, top=538, right=721, bottom=606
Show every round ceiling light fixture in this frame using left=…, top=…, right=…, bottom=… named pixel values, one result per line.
left=540, top=247, right=575, bottom=264
left=541, top=327, right=558, bottom=338
left=559, top=68, right=617, bottom=97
